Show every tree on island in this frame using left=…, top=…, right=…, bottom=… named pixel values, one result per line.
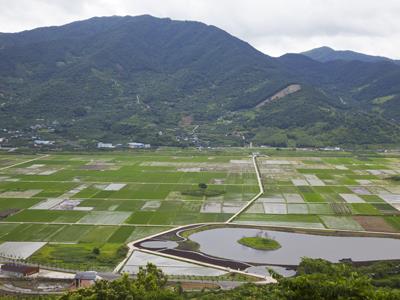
left=198, top=183, right=208, bottom=194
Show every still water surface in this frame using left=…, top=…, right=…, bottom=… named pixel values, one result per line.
left=190, top=228, right=400, bottom=265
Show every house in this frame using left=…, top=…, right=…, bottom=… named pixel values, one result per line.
left=34, top=140, right=55, bottom=146
left=74, top=271, right=98, bottom=288
left=1, top=263, right=39, bottom=277
left=97, top=142, right=115, bottom=149
left=128, top=142, right=151, bottom=149
left=321, top=146, right=341, bottom=151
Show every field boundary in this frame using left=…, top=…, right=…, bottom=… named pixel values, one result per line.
left=0, top=154, right=49, bottom=171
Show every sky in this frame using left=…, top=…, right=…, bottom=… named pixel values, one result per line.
left=1, top=0, right=399, bottom=59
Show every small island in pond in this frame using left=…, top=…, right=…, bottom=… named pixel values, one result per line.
left=238, top=236, right=281, bottom=251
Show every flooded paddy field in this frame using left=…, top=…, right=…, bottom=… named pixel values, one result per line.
left=0, top=148, right=399, bottom=275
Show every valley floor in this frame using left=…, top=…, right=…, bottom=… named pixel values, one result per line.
left=0, top=147, right=399, bottom=280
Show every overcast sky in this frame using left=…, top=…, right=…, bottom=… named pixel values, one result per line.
left=1, top=0, right=399, bottom=58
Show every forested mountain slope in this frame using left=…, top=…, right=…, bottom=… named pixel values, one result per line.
left=0, top=15, right=399, bottom=147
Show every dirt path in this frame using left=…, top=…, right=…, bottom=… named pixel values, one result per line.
left=0, top=155, right=50, bottom=171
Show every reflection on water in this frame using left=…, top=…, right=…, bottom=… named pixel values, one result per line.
left=190, top=228, right=400, bottom=265
left=245, top=265, right=296, bottom=277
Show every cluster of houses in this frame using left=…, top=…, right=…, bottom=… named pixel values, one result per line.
left=1, top=263, right=98, bottom=289
left=97, top=142, right=151, bottom=149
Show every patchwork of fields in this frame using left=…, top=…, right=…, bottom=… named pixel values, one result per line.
left=0, top=150, right=258, bottom=269
left=235, top=155, right=400, bottom=232
left=0, top=149, right=399, bottom=270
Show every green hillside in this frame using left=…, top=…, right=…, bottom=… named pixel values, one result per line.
left=0, top=15, right=399, bottom=148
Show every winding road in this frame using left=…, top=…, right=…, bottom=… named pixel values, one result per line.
left=115, top=155, right=277, bottom=283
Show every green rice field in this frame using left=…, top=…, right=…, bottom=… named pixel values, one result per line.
left=0, top=148, right=399, bottom=270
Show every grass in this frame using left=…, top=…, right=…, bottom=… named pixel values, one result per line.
left=307, top=204, right=334, bottom=215
left=301, top=192, right=325, bottom=203
left=388, top=175, right=400, bottom=182
left=79, top=226, right=119, bottom=243
left=0, top=224, right=64, bottom=241
left=181, top=189, right=225, bottom=197
left=127, top=226, right=171, bottom=241
left=384, top=216, right=400, bottom=231
left=5, top=210, right=87, bottom=223
left=350, top=203, right=382, bottom=215
left=50, top=225, right=93, bottom=242
left=372, top=203, right=399, bottom=215
left=0, top=223, right=20, bottom=238
left=0, top=198, right=43, bottom=210
left=176, top=240, right=200, bottom=251
left=361, top=195, right=386, bottom=203
left=320, top=216, right=364, bottom=231
left=29, top=243, right=127, bottom=271
left=238, top=236, right=281, bottom=251
left=108, top=226, right=136, bottom=243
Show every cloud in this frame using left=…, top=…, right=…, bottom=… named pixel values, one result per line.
left=1, top=0, right=399, bottom=58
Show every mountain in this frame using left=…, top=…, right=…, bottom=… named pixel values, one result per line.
left=0, top=16, right=399, bottom=148
left=302, top=46, right=400, bottom=64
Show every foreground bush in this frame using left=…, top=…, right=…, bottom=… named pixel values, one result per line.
left=60, top=259, right=400, bottom=299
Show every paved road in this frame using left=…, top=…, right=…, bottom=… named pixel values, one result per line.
left=226, top=155, right=264, bottom=223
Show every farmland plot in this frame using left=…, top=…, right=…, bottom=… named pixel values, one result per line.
left=30, top=198, right=65, bottom=210
left=379, top=194, right=400, bottom=203
left=284, top=194, right=304, bottom=203
left=320, top=216, right=364, bottom=231
left=78, top=211, right=131, bottom=225
left=0, top=241, right=46, bottom=259
left=1, top=150, right=400, bottom=273
left=340, top=194, right=365, bottom=203
left=263, top=203, right=287, bottom=214
left=0, top=189, right=42, bottom=198
left=287, top=204, right=308, bottom=214
left=200, top=202, right=221, bottom=213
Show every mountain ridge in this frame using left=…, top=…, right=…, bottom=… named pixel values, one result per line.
left=301, top=46, right=400, bottom=65
left=0, top=15, right=399, bottom=148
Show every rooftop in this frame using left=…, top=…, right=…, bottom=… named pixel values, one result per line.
left=75, top=271, right=97, bottom=280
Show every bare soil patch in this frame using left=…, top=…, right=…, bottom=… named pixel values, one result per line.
left=353, top=216, right=397, bottom=233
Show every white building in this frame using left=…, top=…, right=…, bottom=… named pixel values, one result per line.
left=97, top=142, right=115, bottom=149
left=128, top=142, right=151, bottom=149
left=34, top=140, right=55, bottom=146
left=321, top=146, right=341, bottom=151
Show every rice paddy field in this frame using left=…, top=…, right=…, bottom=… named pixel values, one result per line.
left=235, top=152, right=400, bottom=232
left=0, top=148, right=399, bottom=270
left=0, top=149, right=258, bottom=270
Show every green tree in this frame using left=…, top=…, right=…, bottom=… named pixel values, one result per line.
left=60, top=263, right=180, bottom=300
left=92, top=247, right=100, bottom=255
left=198, top=183, right=208, bottom=195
